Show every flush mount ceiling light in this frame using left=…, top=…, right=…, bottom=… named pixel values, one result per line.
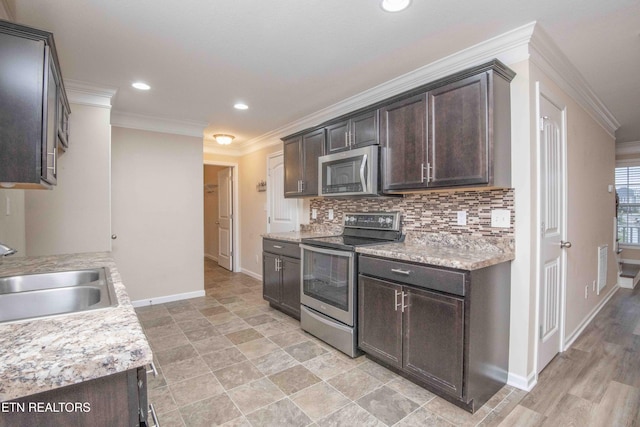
left=213, top=134, right=235, bottom=145
left=234, top=103, right=249, bottom=110
left=132, top=82, right=151, bottom=90
left=381, top=0, right=411, bottom=12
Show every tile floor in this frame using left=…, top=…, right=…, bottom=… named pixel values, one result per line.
left=135, top=259, right=522, bottom=426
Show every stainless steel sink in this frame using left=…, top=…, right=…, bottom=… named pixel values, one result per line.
left=0, top=268, right=117, bottom=323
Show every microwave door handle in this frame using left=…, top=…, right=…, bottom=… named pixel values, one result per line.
left=360, top=154, right=367, bottom=193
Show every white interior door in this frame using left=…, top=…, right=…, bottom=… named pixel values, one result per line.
left=537, top=90, right=567, bottom=373
left=218, top=168, right=233, bottom=271
left=267, top=153, right=299, bottom=233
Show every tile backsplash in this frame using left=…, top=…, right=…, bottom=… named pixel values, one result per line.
left=308, top=188, right=514, bottom=238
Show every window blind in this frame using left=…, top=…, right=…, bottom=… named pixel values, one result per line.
left=615, top=166, right=640, bottom=245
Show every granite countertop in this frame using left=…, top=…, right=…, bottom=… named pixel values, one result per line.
left=262, top=230, right=339, bottom=243
left=356, top=233, right=515, bottom=270
left=0, top=252, right=152, bottom=402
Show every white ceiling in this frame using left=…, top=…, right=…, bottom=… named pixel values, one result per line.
left=8, top=0, right=640, bottom=147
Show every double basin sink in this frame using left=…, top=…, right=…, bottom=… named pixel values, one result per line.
left=0, top=268, right=117, bottom=324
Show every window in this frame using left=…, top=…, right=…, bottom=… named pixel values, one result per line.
left=616, top=166, right=640, bottom=245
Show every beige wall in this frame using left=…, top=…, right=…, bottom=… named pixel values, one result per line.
left=25, top=103, right=112, bottom=256
left=203, top=165, right=226, bottom=259
left=508, top=58, right=618, bottom=387
left=111, top=127, right=203, bottom=302
left=530, top=63, right=618, bottom=340
left=0, top=189, right=25, bottom=256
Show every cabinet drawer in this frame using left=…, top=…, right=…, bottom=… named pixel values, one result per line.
left=263, top=239, right=300, bottom=259
left=359, top=256, right=466, bottom=296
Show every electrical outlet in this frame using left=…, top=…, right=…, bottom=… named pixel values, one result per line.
left=328, top=209, right=334, bottom=220
left=457, top=211, right=467, bottom=226
left=585, top=285, right=588, bottom=299
left=491, top=209, right=511, bottom=228
left=255, top=254, right=259, bottom=264
left=312, top=208, right=317, bottom=219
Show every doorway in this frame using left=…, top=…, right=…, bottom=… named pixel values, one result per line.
left=203, top=161, right=239, bottom=272
left=535, top=82, right=568, bottom=374
left=267, top=151, right=300, bottom=233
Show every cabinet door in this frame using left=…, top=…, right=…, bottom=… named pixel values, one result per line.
left=358, top=275, right=403, bottom=369
left=43, top=51, right=58, bottom=185
left=263, top=253, right=281, bottom=304
left=428, top=73, right=489, bottom=187
left=280, top=256, right=301, bottom=318
left=380, top=93, right=428, bottom=192
left=326, top=120, right=350, bottom=153
left=283, top=136, right=303, bottom=197
left=350, top=110, right=378, bottom=149
left=0, top=32, right=45, bottom=184
left=403, top=287, right=464, bottom=399
left=301, top=128, right=325, bottom=196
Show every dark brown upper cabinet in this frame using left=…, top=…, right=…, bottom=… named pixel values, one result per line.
left=0, top=20, right=70, bottom=189
left=380, top=94, right=428, bottom=191
left=325, top=109, right=378, bottom=153
left=283, top=128, right=325, bottom=197
left=381, top=62, right=513, bottom=193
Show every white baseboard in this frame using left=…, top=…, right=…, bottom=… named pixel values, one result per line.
left=131, top=290, right=206, bottom=308
left=241, top=268, right=262, bottom=281
left=507, top=371, right=537, bottom=392
left=204, top=253, right=218, bottom=261
left=563, top=284, right=619, bottom=350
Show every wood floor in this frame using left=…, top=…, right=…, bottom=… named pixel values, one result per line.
left=491, top=285, right=640, bottom=426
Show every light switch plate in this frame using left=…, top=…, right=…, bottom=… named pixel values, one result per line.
left=312, top=208, right=317, bottom=219
left=457, top=211, right=467, bottom=226
left=491, top=209, right=511, bottom=228
left=328, top=209, right=334, bottom=220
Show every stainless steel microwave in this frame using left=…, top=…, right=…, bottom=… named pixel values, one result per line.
left=318, top=145, right=379, bottom=197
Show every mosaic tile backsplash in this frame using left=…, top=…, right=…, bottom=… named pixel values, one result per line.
left=308, top=188, right=514, bottom=238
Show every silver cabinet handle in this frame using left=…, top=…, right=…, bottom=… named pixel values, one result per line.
left=401, top=291, right=408, bottom=312
left=46, top=150, right=56, bottom=171
left=560, top=241, right=572, bottom=249
left=146, top=361, right=158, bottom=377
left=391, top=268, right=411, bottom=276
left=273, top=245, right=283, bottom=249
left=275, top=258, right=279, bottom=272
left=420, top=163, right=425, bottom=182
left=360, top=154, right=367, bottom=193
left=345, top=131, right=349, bottom=147
left=148, top=403, right=160, bottom=427
left=394, top=290, right=401, bottom=311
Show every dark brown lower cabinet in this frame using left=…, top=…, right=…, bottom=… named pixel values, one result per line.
left=358, top=276, right=464, bottom=398
left=0, top=367, right=149, bottom=427
left=263, top=238, right=301, bottom=319
left=358, top=255, right=510, bottom=413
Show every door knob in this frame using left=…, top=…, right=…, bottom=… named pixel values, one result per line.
left=560, top=241, right=572, bottom=248
left=111, top=234, right=117, bottom=240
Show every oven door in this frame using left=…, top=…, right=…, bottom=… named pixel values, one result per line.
left=300, top=244, right=355, bottom=326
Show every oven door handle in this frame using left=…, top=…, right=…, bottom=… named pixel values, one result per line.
left=359, top=154, right=367, bottom=193
left=300, top=244, right=355, bottom=258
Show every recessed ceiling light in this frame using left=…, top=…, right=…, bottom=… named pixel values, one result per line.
left=234, top=103, right=249, bottom=110
left=132, top=82, right=151, bottom=90
left=381, top=0, right=411, bottom=12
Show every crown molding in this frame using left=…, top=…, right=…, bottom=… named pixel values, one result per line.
left=235, top=22, right=536, bottom=155
left=0, top=0, right=15, bottom=21
left=65, top=79, right=117, bottom=109
left=111, top=111, right=207, bottom=138
left=616, top=141, right=640, bottom=156
left=528, top=26, right=619, bottom=138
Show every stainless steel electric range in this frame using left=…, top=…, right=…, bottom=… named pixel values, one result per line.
left=299, top=212, right=403, bottom=357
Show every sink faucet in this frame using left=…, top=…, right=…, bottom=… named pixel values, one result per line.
left=0, top=242, right=17, bottom=262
